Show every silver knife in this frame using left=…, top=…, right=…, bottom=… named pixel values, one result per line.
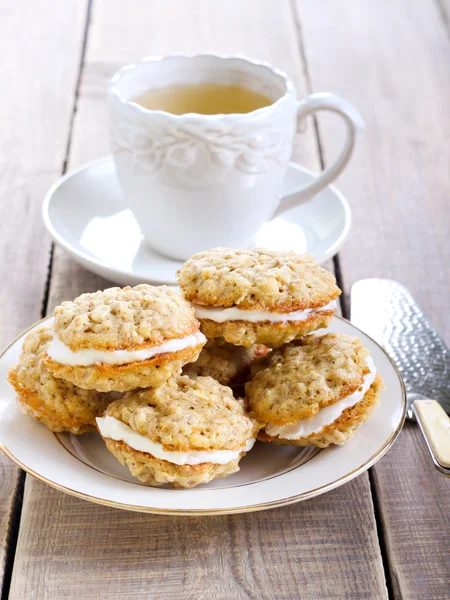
left=351, top=278, right=450, bottom=475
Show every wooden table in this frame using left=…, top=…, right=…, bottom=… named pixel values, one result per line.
left=1, top=1, right=449, bottom=598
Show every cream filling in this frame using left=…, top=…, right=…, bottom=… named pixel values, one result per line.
left=47, top=331, right=206, bottom=367
left=265, top=356, right=377, bottom=439
left=193, top=300, right=337, bottom=324
left=96, top=415, right=255, bottom=466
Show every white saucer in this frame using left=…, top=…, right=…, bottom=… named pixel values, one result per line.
left=0, top=316, right=405, bottom=515
left=43, top=156, right=351, bottom=286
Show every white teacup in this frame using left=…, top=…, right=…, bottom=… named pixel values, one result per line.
left=109, top=54, right=362, bottom=261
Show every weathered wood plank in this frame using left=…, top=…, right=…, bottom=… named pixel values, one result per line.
left=372, top=424, right=450, bottom=599
left=296, top=1, right=450, bottom=598
left=0, top=0, right=89, bottom=588
left=9, top=0, right=388, bottom=598
left=12, top=477, right=386, bottom=600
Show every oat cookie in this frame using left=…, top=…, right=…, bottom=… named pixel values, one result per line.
left=178, top=248, right=340, bottom=347
left=8, top=328, right=114, bottom=434
left=246, top=333, right=383, bottom=448
left=44, top=285, right=206, bottom=392
left=97, top=375, right=261, bottom=488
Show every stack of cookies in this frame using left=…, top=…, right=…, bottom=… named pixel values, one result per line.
left=9, top=248, right=383, bottom=489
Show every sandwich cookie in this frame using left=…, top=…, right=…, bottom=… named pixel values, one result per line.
left=246, top=333, right=384, bottom=448
left=44, top=284, right=206, bottom=392
left=97, top=375, right=261, bottom=488
left=8, top=327, right=115, bottom=434
left=178, top=248, right=340, bottom=348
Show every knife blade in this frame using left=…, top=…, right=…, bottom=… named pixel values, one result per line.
left=351, top=278, right=450, bottom=414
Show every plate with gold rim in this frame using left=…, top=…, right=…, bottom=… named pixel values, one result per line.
left=0, top=316, right=405, bottom=515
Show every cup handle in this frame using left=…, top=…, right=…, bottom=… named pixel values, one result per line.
left=273, top=93, right=364, bottom=218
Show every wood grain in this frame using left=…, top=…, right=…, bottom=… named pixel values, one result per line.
left=0, top=0, right=89, bottom=587
left=372, top=424, right=450, bottom=599
left=11, top=477, right=387, bottom=600
left=296, top=1, right=450, bottom=598
left=9, top=1, right=387, bottom=598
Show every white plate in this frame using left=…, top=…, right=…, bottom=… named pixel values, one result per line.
left=0, top=317, right=405, bottom=515
left=43, top=156, right=351, bottom=286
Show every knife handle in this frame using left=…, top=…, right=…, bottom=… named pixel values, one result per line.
left=413, top=400, right=450, bottom=473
